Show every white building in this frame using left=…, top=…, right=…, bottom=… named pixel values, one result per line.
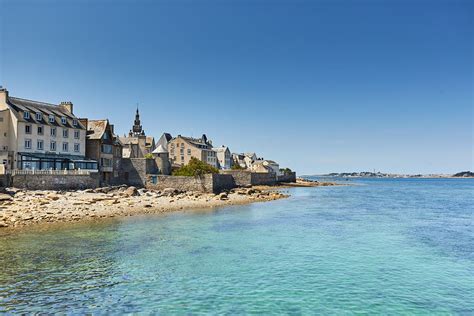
left=214, top=146, right=232, bottom=169
left=0, top=87, right=97, bottom=171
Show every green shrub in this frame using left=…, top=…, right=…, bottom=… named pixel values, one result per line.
left=144, top=153, right=154, bottom=159
left=280, top=167, right=293, bottom=175
left=231, top=159, right=245, bottom=170
left=172, top=157, right=219, bottom=176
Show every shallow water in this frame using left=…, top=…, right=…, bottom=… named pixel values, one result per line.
left=0, top=178, right=473, bottom=314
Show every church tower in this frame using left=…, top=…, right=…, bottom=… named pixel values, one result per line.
left=129, top=107, right=145, bottom=137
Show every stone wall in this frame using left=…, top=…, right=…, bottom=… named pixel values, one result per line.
left=250, top=172, right=277, bottom=186
left=220, top=170, right=277, bottom=186
left=146, top=174, right=235, bottom=193
left=277, top=172, right=296, bottom=183
left=220, top=170, right=252, bottom=186
left=120, top=158, right=158, bottom=187
left=10, top=173, right=100, bottom=190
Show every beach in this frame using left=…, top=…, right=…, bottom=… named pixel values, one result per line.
left=0, top=186, right=289, bottom=229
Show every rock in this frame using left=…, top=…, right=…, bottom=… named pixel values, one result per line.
left=0, top=194, right=13, bottom=202
left=0, top=221, right=8, bottom=227
left=144, top=204, right=152, bottom=208
left=124, top=186, right=139, bottom=197
left=218, top=192, right=228, bottom=200
left=162, top=188, right=178, bottom=197
left=47, top=194, right=61, bottom=201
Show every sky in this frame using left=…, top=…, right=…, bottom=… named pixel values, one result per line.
left=0, top=0, right=472, bottom=175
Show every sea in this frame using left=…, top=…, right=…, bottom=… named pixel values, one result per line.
left=0, top=178, right=473, bottom=314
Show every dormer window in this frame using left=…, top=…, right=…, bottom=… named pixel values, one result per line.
left=36, top=112, right=42, bottom=121
left=61, top=117, right=67, bottom=125
left=49, top=115, right=55, bottom=123
left=73, top=119, right=78, bottom=126
left=24, top=111, right=30, bottom=119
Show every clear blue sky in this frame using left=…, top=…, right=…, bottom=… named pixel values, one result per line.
left=1, top=0, right=472, bottom=174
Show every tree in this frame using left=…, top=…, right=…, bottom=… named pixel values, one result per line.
left=280, top=167, right=293, bottom=175
left=144, top=153, right=154, bottom=159
left=172, top=157, right=219, bottom=176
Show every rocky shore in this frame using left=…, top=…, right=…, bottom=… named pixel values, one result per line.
left=0, top=186, right=287, bottom=229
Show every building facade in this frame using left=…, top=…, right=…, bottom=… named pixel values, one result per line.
left=214, top=146, right=232, bottom=170
left=0, top=88, right=97, bottom=171
left=250, top=159, right=281, bottom=175
left=168, top=134, right=217, bottom=168
left=84, top=119, right=123, bottom=184
left=119, top=108, right=155, bottom=158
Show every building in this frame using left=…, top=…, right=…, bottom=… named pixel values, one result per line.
left=0, top=87, right=97, bottom=171
left=119, top=108, right=155, bottom=158
left=232, top=152, right=258, bottom=169
left=214, top=146, right=232, bottom=170
left=168, top=134, right=217, bottom=168
left=83, top=119, right=123, bottom=184
left=250, top=159, right=281, bottom=175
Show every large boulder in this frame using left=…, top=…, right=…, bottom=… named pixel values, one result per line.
left=124, top=186, right=139, bottom=197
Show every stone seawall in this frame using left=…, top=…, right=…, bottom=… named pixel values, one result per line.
left=277, top=172, right=297, bottom=183
left=146, top=174, right=235, bottom=193
left=220, top=170, right=277, bottom=186
left=9, top=173, right=100, bottom=190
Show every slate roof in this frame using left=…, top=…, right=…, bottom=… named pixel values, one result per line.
left=87, top=120, right=107, bottom=140
left=7, top=96, right=86, bottom=129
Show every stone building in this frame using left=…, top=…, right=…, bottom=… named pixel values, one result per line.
left=83, top=119, right=123, bottom=184
left=250, top=159, right=281, bottom=175
left=232, top=152, right=258, bottom=169
left=119, top=108, right=155, bottom=158
left=168, top=134, right=217, bottom=168
left=214, top=146, right=232, bottom=170
left=0, top=87, right=97, bottom=171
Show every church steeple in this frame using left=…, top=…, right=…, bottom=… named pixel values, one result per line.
left=129, top=105, right=144, bottom=137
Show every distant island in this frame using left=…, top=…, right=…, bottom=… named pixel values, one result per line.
left=318, top=171, right=474, bottom=178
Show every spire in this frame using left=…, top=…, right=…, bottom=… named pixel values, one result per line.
left=131, top=105, right=144, bottom=136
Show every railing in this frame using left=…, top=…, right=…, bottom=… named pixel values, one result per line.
left=7, top=169, right=98, bottom=176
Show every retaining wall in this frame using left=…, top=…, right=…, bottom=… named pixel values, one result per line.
left=220, top=170, right=277, bottom=186
left=9, top=173, right=100, bottom=190
left=120, top=158, right=158, bottom=187
left=277, top=172, right=297, bottom=183
left=146, top=173, right=235, bottom=193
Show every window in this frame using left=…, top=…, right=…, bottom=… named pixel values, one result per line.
left=180, top=143, right=184, bottom=148
left=181, top=155, right=184, bottom=161
left=49, top=115, right=55, bottom=123
left=36, top=112, right=42, bottom=121
left=73, top=119, right=78, bottom=126
left=180, top=148, right=184, bottom=154
left=37, top=140, right=44, bottom=150
left=50, top=141, right=56, bottom=151
left=187, top=149, right=191, bottom=155
left=63, top=129, right=68, bottom=138
left=74, top=143, right=80, bottom=152
left=25, top=125, right=31, bottom=134
left=24, top=111, right=30, bottom=119
left=62, top=142, right=69, bottom=152
left=170, top=143, right=175, bottom=148
left=74, top=130, right=80, bottom=139
left=51, top=127, right=56, bottom=137
left=61, top=117, right=67, bottom=124
left=170, top=149, right=174, bottom=155
left=0, top=117, right=3, bottom=122
left=101, top=144, right=113, bottom=154
left=24, top=139, right=31, bottom=149
left=37, top=126, right=44, bottom=135
left=101, top=158, right=112, bottom=167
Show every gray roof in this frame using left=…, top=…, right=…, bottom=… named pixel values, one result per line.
left=7, top=96, right=86, bottom=129
left=152, top=144, right=168, bottom=154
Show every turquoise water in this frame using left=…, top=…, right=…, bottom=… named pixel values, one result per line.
left=0, top=178, right=473, bottom=314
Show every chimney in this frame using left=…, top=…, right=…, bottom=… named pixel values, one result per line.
left=59, top=101, right=73, bottom=114
left=0, top=86, right=9, bottom=106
